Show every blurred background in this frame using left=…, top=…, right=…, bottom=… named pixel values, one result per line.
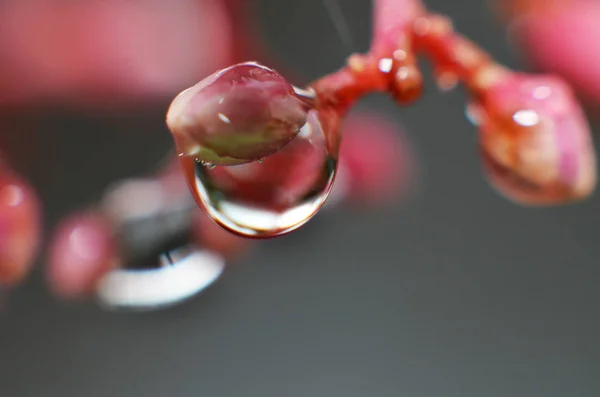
left=1, top=0, right=599, bottom=396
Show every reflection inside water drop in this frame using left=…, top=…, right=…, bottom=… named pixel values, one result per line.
left=182, top=110, right=338, bottom=238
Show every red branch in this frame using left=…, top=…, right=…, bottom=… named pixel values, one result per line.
left=309, top=0, right=509, bottom=117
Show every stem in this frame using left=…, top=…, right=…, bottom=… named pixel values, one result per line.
left=411, top=14, right=510, bottom=95
left=308, top=57, right=386, bottom=152
left=307, top=5, right=510, bottom=125
left=309, top=55, right=386, bottom=115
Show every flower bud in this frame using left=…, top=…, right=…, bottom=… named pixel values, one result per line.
left=47, top=213, right=118, bottom=299
left=0, top=174, right=41, bottom=285
left=476, top=73, right=596, bottom=204
left=167, top=62, right=311, bottom=165
left=505, top=1, right=600, bottom=106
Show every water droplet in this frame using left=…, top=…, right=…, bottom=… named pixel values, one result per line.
left=199, top=160, right=215, bottom=169
left=182, top=110, right=338, bottom=238
left=258, top=159, right=264, bottom=164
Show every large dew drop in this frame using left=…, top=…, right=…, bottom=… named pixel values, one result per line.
left=181, top=109, right=338, bottom=238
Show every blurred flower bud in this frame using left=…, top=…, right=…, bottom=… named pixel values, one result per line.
left=499, top=0, right=600, bottom=106
left=336, top=112, right=413, bottom=206
left=0, top=0, right=233, bottom=108
left=474, top=73, right=596, bottom=204
left=47, top=213, right=118, bottom=299
left=0, top=174, right=41, bottom=285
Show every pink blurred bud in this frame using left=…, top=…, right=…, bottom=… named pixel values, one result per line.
left=0, top=173, right=41, bottom=285
left=504, top=0, right=600, bottom=106
left=474, top=73, right=596, bottom=204
left=47, top=213, right=118, bottom=299
left=0, top=0, right=233, bottom=108
left=336, top=113, right=413, bottom=206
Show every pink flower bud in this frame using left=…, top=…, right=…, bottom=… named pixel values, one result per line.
left=0, top=0, right=233, bottom=108
left=167, top=62, right=312, bottom=165
left=475, top=73, right=596, bottom=204
left=505, top=1, right=600, bottom=106
left=47, top=213, right=118, bottom=299
left=0, top=174, right=41, bottom=285
left=336, top=112, right=413, bottom=206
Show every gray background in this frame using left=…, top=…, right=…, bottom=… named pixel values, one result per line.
left=1, top=0, right=599, bottom=396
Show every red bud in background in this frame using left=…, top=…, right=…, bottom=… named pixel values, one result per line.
left=497, top=0, right=600, bottom=107
left=336, top=112, right=414, bottom=206
left=0, top=0, right=233, bottom=109
left=0, top=173, right=41, bottom=286
left=47, top=213, right=118, bottom=299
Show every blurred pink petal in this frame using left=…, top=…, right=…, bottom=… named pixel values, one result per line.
left=336, top=112, right=414, bottom=206
left=0, top=0, right=233, bottom=108
left=47, top=213, right=119, bottom=299
left=507, top=1, right=600, bottom=105
left=476, top=73, right=596, bottom=204
left=0, top=173, right=41, bottom=285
